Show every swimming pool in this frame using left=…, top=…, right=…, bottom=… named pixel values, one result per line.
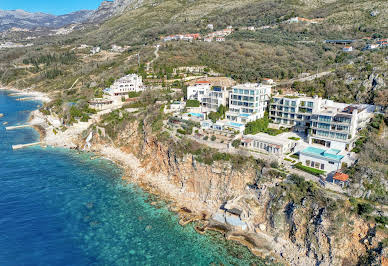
left=188, top=112, right=204, bottom=118
left=228, top=122, right=244, bottom=128
left=301, top=146, right=344, bottom=161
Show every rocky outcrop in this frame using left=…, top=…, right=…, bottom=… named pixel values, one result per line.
left=87, top=0, right=144, bottom=23
left=85, top=120, right=387, bottom=265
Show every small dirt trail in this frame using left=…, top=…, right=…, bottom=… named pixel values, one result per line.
left=278, top=70, right=333, bottom=85
left=146, top=44, right=160, bottom=72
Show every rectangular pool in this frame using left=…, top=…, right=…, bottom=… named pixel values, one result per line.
left=301, top=146, right=344, bottom=161
left=188, top=112, right=204, bottom=118
left=228, top=122, right=244, bottom=128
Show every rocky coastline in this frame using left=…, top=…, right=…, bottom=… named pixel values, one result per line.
left=9, top=87, right=387, bottom=266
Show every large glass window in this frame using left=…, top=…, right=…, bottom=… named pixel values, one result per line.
left=319, top=115, right=331, bottom=122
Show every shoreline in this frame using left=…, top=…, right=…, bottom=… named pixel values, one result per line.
left=31, top=118, right=282, bottom=263
left=11, top=87, right=293, bottom=265
left=0, top=86, right=51, bottom=103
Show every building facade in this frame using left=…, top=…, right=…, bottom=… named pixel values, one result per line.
left=241, top=133, right=298, bottom=157
left=299, top=146, right=344, bottom=173
left=226, top=83, right=272, bottom=124
left=269, top=95, right=375, bottom=151
left=186, top=81, right=212, bottom=102
left=200, top=86, right=228, bottom=112
left=108, top=74, right=144, bottom=96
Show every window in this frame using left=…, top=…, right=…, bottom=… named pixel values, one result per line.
left=329, top=161, right=335, bottom=165
left=321, top=164, right=324, bottom=170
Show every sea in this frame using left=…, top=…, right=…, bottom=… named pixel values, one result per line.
left=0, top=90, right=269, bottom=266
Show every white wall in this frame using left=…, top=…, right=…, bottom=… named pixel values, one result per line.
left=299, top=153, right=341, bottom=173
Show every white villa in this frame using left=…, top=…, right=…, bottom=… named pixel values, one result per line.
left=226, top=83, right=272, bottom=124
left=201, top=86, right=228, bottom=112
left=187, top=81, right=212, bottom=102
left=106, top=74, right=144, bottom=96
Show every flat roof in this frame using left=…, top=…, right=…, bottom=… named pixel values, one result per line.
left=244, top=133, right=292, bottom=146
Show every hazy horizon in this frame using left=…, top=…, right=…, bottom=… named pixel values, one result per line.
left=0, top=0, right=102, bottom=15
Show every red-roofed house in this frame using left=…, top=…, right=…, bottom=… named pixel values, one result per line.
left=343, top=46, right=353, bottom=52
left=332, top=172, right=349, bottom=187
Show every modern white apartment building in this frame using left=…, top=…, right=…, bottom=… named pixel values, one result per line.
left=186, top=81, right=212, bottom=102
left=107, top=74, right=144, bottom=96
left=201, top=86, right=228, bottom=112
left=269, top=95, right=375, bottom=151
left=226, top=83, right=271, bottom=124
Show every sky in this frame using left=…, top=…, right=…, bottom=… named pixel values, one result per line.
left=0, top=0, right=102, bottom=15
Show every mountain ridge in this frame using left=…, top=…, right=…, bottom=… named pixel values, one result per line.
left=0, top=9, right=94, bottom=32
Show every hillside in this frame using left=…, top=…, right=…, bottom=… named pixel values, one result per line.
left=0, top=0, right=387, bottom=264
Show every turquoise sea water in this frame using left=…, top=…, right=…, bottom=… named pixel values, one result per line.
left=0, top=90, right=267, bottom=266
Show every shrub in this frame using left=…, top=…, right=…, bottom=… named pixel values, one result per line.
left=128, top=91, right=141, bottom=98
left=294, top=162, right=325, bottom=176
left=375, top=216, right=388, bottom=225
left=203, top=136, right=209, bottom=140
left=357, top=203, right=374, bottom=216
left=211, top=135, right=216, bottom=141
left=244, top=113, right=269, bottom=135
left=270, top=161, right=279, bottom=169
left=186, top=100, right=200, bottom=107
left=232, top=139, right=241, bottom=148
left=288, top=137, right=300, bottom=141
left=177, top=128, right=186, bottom=135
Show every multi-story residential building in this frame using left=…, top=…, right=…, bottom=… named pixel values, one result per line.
left=309, top=104, right=374, bottom=151
left=186, top=81, right=212, bottom=102
left=269, top=95, right=375, bottom=151
left=107, top=74, right=144, bottom=96
left=270, top=95, right=322, bottom=131
left=226, top=83, right=272, bottom=124
left=200, top=86, right=228, bottom=112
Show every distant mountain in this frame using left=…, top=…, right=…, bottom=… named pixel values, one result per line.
left=0, top=9, right=93, bottom=32
left=0, top=0, right=143, bottom=32
left=87, top=0, right=143, bottom=23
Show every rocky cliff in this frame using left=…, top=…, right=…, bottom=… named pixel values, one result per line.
left=87, top=0, right=144, bottom=23
left=81, top=119, right=387, bottom=266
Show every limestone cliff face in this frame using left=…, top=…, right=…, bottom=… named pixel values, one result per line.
left=89, top=121, right=387, bottom=265
left=88, top=0, right=144, bottom=23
